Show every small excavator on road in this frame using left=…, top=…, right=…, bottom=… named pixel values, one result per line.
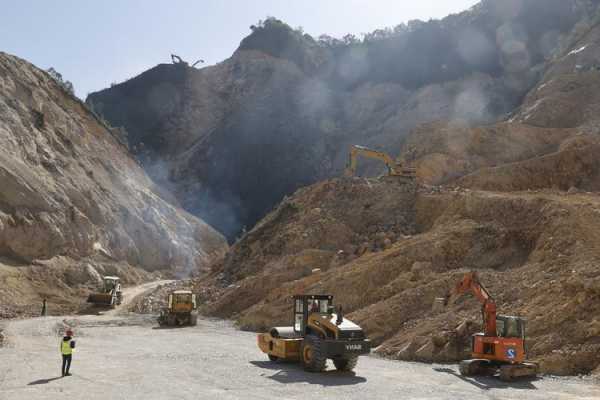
left=344, top=144, right=416, bottom=181
left=445, top=272, right=538, bottom=381
left=257, top=294, right=371, bottom=372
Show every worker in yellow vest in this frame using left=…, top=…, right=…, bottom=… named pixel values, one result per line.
left=60, top=329, right=76, bottom=377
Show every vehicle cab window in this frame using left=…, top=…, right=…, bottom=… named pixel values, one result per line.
left=294, top=299, right=304, bottom=332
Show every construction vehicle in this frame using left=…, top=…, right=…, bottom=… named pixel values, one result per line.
left=446, top=272, right=538, bottom=381
left=157, top=290, right=198, bottom=327
left=257, top=294, right=371, bottom=372
left=344, top=145, right=416, bottom=181
left=171, top=54, right=204, bottom=68
left=87, top=276, right=122, bottom=307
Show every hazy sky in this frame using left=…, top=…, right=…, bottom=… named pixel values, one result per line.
left=1, top=0, right=479, bottom=98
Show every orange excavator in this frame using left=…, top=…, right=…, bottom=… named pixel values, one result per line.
left=446, top=272, right=538, bottom=381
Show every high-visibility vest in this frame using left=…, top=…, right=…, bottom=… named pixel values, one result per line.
left=61, top=340, right=73, bottom=355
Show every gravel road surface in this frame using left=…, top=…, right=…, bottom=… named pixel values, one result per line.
left=0, top=283, right=598, bottom=400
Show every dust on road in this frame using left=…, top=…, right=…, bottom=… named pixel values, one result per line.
left=0, top=312, right=598, bottom=400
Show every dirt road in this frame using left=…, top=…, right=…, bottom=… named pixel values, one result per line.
left=1, top=311, right=599, bottom=400
left=102, top=279, right=174, bottom=316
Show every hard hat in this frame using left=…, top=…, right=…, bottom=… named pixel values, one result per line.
left=66, top=329, right=74, bottom=336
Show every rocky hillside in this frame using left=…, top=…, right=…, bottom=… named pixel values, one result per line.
left=199, top=179, right=600, bottom=377
left=0, top=52, right=227, bottom=318
left=87, top=0, right=600, bottom=239
left=190, top=3, right=600, bottom=377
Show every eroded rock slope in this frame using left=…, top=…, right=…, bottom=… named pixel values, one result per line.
left=0, top=52, right=227, bottom=317
left=87, top=0, right=599, bottom=238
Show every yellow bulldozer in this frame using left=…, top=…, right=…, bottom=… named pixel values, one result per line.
left=344, top=144, right=416, bottom=181
left=257, top=294, right=371, bottom=372
left=157, top=290, right=198, bottom=327
left=87, top=276, right=123, bottom=308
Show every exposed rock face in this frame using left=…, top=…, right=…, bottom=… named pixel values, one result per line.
left=0, top=52, right=227, bottom=316
left=513, top=17, right=600, bottom=131
left=87, top=1, right=597, bottom=239
left=401, top=9, right=600, bottom=189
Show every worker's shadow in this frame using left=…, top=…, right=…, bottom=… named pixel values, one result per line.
left=250, top=361, right=367, bottom=386
left=28, top=377, right=63, bottom=385
left=433, top=367, right=538, bottom=390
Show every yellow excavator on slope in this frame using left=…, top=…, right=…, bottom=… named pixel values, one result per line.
left=344, top=145, right=416, bottom=181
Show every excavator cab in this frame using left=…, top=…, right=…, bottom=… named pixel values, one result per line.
left=496, top=315, right=526, bottom=339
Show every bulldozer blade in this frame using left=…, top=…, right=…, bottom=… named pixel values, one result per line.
left=87, top=293, right=114, bottom=306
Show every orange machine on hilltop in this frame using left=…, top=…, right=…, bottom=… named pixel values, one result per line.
left=447, top=272, right=538, bottom=381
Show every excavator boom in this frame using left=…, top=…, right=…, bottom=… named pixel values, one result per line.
left=344, top=145, right=416, bottom=180
left=450, top=272, right=497, bottom=336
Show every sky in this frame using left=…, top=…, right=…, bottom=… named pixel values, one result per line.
left=1, top=0, right=479, bottom=98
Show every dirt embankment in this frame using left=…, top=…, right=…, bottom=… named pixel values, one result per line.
left=198, top=178, right=600, bottom=376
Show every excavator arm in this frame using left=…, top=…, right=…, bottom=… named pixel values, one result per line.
left=345, top=145, right=400, bottom=177
left=448, top=272, right=497, bottom=337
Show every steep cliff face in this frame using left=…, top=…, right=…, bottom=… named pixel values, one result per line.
left=401, top=9, right=600, bottom=189
left=0, top=52, right=227, bottom=317
left=87, top=0, right=598, bottom=239
left=512, top=15, right=600, bottom=131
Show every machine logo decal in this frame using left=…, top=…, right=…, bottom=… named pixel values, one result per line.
left=506, top=348, right=516, bottom=359
left=346, top=344, right=362, bottom=351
